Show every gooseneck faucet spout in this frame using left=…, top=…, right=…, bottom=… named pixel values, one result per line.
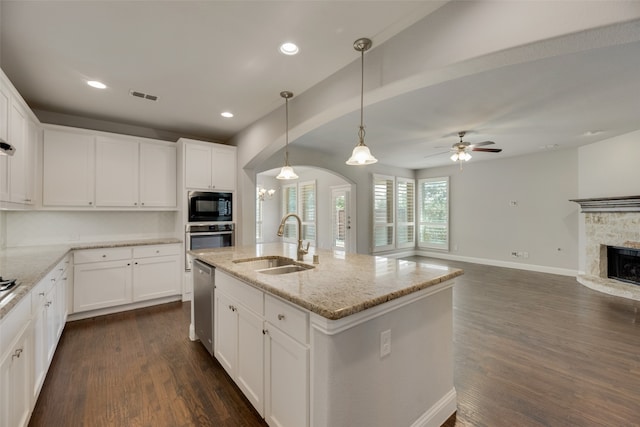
left=277, top=213, right=309, bottom=261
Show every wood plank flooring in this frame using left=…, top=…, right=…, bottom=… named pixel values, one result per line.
left=30, top=258, right=640, bottom=426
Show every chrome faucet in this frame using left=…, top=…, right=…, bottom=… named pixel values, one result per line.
left=277, top=213, right=310, bottom=261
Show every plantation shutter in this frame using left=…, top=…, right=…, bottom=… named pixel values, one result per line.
left=373, top=174, right=394, bottom=252
left=396, top=178, right=415, bottom=248
left=299, top=180, right=316, bottom=245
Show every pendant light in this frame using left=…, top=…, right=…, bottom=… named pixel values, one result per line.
left=346, top=37, right=378, bottom=166
left=276, top=91, right=299, bottom=180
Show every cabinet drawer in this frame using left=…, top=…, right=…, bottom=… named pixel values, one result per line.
left=1, top=294, right=31, bottom=351
left=265, top=294, right=308, bottom=344
left=133, top=244, right=180, bottom=259
left=216, top=270, right=263, bottom=315
left=74, top=247, right=132, bottom=264
left=31, top=275, right=55, bottom=312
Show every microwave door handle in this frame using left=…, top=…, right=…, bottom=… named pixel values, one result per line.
left=189, top=231, right=232, bottom=236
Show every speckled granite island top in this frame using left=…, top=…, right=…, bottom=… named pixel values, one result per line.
left=0, top=238, right=182, bottom=320
left=190, top=243, right=463, bottom=320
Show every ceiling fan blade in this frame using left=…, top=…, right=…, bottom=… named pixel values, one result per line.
left=424, top=150, right=450, bottom=159
left=469, top=141, right=495, bottom=148
left=472, top=147, right=502, bottom=153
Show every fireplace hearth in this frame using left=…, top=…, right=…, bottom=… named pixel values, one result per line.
left=607, top=246, right=640, bottom=285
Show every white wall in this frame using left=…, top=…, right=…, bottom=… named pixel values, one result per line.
left=5, top=211, right=178, bottom=247
left=0, top=211, right=6, bottom=248
left=417, top=148, right=579, bottom=274
left=576, top=129, right=640, bottom=272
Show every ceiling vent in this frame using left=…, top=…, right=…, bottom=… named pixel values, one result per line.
left=129, top=90, right=158, bottom=101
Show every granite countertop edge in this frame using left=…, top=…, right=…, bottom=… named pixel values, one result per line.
left=191, top=243, right=463, bottom=321
left=0, top=238, right=182, bottom=320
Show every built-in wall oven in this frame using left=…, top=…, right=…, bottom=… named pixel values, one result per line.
left=185, top=223, right=235, bottom=271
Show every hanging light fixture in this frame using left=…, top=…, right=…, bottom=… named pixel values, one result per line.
left=346, top=37, right=378, bottom=166
left=276, top=90, right=299, bottom=180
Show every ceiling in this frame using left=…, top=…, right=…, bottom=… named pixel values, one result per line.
left=1, top=1, right=640, bottom=170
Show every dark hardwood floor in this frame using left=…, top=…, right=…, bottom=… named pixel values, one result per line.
left=30, top=258, right=640, bottom=427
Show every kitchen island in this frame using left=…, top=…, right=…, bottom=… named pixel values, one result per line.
left=190, top=243, right=463, bottom=427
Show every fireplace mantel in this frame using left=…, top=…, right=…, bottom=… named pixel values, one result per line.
left=570, top=195, right=640, bottom=212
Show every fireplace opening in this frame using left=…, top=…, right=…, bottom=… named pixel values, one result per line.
left=607, top=246, right=640, bottom=285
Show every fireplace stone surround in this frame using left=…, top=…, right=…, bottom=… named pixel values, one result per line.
left=571, top=196, right=640, bottom=301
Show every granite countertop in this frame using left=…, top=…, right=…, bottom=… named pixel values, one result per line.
left=190, top=243, right=463, bottom=320
left=0, top=238, right=182, bottom=320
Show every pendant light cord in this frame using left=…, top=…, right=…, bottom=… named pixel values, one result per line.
left=284, top=96, right=290, bottom=166
left=358, top=48, right=365, bottom=144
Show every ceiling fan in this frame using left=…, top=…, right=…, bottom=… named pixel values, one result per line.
left=427, top=131, right=502, bottom=169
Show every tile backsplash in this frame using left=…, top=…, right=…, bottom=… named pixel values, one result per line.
left=6, top=210, right=178, bottom=247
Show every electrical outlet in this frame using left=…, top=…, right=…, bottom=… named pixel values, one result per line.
left=380, top=329, right=391, bottom=358
left=509, top=200, right=518, bottom=207
left=523, top=251, right=529, bottom=259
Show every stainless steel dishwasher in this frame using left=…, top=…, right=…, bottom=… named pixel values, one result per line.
left=193, top=259, right=215, bottom=356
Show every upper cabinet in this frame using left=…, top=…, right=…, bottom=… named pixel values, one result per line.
left=43, top=126, right=177, bottom=210
left=184, top=139, right=236, bottom=191
left=0, top=69, right=37, bottom=207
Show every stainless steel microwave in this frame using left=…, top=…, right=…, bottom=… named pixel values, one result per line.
left=188, top=191, right=233, bottom=222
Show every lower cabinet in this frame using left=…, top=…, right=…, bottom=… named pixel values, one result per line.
left=215, top=271, right=265, bottom=415
left=213, top=270, right=309, bottom=427
left=0, top=295, right=33, bottom=427
left=73, top=244, right=180, bottom=313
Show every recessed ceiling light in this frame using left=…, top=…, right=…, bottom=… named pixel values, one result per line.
left=279, top=42, right=299, bottom=56
left=221, top=112, right=234, bottom=118
left=87, top=80, right=107, bottom=89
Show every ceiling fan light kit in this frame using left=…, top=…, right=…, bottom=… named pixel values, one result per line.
left=346, top=37, right=378, bottom=166
left=448, top=131, right=502, bottom=168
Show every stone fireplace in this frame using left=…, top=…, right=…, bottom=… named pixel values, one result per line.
left=571, top=196, right=640, bottom=301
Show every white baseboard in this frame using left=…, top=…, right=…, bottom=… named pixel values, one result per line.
left=67, top=295, right=182, bottom=321
left=415, top=250, right=578, bottom=277
left=410, top=388, right=457, bottom=427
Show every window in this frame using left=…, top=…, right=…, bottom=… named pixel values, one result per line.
left=373, top=175, right=394, bottom=252
left=281, top=180, right=316, bottom=246
left=372, top=175, right=416, bottom=252
left=396, top=178, right=415, bottom=249
left=418, top=177, right=449, bottom=250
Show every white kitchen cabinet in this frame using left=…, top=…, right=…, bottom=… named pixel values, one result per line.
left=43, top=129, right=95, bottom=207
left=73, top=244, right=181, bottom=314
left=184, top=140, right=236, bottom=191
left=139, top=142, right=177, bottom=207
left=0, top=73, right=36, bottom=206
left=0, top=77, right=10, bottom=201
left=73, top=248, right=133, bottom=312
left=43, top=126, right=177, bottom=209
left=214, top=270, right=265, bottom=415
left=95, top=136, right=139, bottom=207
left=132, top=244, right=181, bottom=301
left=0, top=295, right=33, bottom=427
left=264, top=295, right=309, bottom=427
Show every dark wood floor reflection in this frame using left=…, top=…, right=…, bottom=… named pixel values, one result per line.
left=30, top=258, right=640, bottom=426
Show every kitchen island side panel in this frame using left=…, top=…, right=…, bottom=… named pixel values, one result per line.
left=310, top=286, right=456, bottom=427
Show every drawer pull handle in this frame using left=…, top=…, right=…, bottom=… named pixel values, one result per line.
left=277, top=314, right=286, bottom=321
left=262, top=329, right=269, bottom=335
left=102, top=254, right=107, bottom=258
left=12, top=348, right=23, bottom=360
left=39, top=292, right=45, bottom=296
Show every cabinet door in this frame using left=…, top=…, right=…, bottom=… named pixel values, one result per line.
left=44, top=283, right=58, bottom=364
left=43, top=129, right=95, bottom=207
left=185, top=143, right=212, bottom=189
left=139, top=142, right=176, bottom=207
left=265, top=324, right=309, bottom=427
left=214, top=291, right=238, bottom=377
left=8, top=99, right=29, bottom=203
left=0, top=79, right=10, bottom=201
left=211, top=146, right=236, bottom=190
left=95, top=136, right=139, bottom=207
left=73, top=260, right=132, bottom=312
left=236, top=306, right=265, bottom=415
left=132, top=255, right=180, bottom=301
left=32, top=300, right=47, bottom=399
left=24, top=119, right=38, bottom=205
left=0, top=326, right=32, bottom=427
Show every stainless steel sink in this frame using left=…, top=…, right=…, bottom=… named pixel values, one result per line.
left=233, top=256, right=314, bottom=274
left=256, top=264, right=313, bottom=275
